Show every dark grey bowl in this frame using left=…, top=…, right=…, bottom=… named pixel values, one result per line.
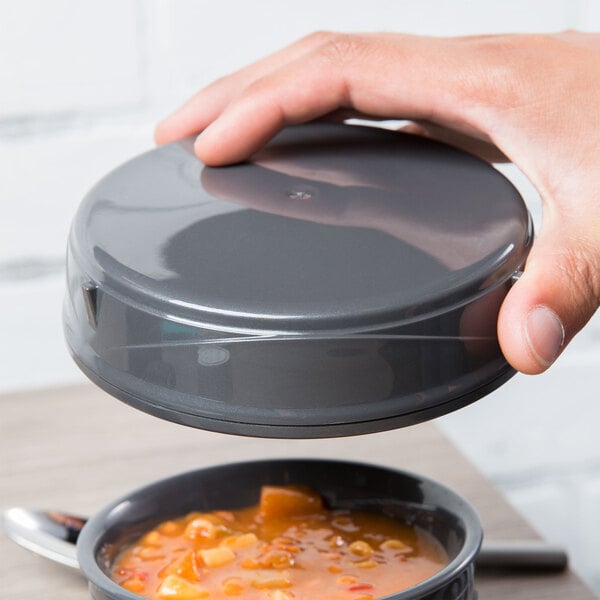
left=77, top=459, right=482, bottom=600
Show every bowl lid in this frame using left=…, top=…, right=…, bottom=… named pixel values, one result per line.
left=71, top=123, right=530, bottom=334
left=65, top=123, right=532, bottom=437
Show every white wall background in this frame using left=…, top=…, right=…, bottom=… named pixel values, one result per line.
left=1, top=0, right=599, bottom=593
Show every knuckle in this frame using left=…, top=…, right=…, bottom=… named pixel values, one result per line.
left=242, top=75, right=272, bottom=99
left=459, top=34, right=564, bottom=115
left=207, top=73, right=233, bottom=90
left=317, top=33, right=368, bottom=66
left=302, top=30, right=336, bottom=46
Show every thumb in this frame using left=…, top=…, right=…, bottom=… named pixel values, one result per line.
left=498, top=210, right=600, bottom=374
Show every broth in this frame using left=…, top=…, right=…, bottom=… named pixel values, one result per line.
left=111, top=485, right=448, bottom=599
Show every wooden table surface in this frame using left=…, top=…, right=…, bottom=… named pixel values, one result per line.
left=0, top=383, right=596, bottom=599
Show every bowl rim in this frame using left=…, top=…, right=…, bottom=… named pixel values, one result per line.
left=77, top=458, right=483, bottom=600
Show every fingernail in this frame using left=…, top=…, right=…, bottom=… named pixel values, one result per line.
left=193, top=131, right=208, bottom=156
left=194, top=126, right=212, bottom=153
left=195, top=119, right=219, bottom=144
left=525, top=306, right=565, bottom=368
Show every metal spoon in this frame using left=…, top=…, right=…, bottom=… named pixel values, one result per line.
left=2, top=508, right=82, bottom=568
left=1, top=507, right=568, bottom=572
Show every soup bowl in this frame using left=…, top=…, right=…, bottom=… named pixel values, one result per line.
left=73, top=459, right=481, bottom=600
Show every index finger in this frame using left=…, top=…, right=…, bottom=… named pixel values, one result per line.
left=155, top=31, right=340, bottom=145
left=191, top=33, right=492, bottom=165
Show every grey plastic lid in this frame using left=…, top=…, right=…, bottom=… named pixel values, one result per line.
left=64, top=123, right=532, bottom=438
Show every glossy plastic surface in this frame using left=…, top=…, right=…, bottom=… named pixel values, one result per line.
left=64, top=123, right=532, bottom=437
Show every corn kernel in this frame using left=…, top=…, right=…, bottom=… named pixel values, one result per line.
left=338, top=575, right=358, bottom=585
left=240, top=556, right=261, bottom=569
left=270, top=591, right=294, bottom=600
left=348, top=541, right=373, bottom=557
left=380, top=539, right=411, bottom=552
left=198, top=546, right=236, bottom=567
left=328, top=564, right=342, bottom=574
left=356, top=559, right=378, bottom=569
left=222, top=576, right=245, bottom=596
left=261, top=550, right=294, bottom=569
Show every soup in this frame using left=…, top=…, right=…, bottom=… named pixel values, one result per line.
left=111, top=485, right=448, bottom=599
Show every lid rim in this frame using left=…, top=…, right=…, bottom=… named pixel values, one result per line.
left=70, top=254, right=530, bottom=335
left=68, top=341, right=515, bottom=439
left=69, top=123, right=533, bottom=334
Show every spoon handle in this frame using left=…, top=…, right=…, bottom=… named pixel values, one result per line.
left=477, top=540, right=568, bottom=572
left=1, top=508, right=84, bottom=569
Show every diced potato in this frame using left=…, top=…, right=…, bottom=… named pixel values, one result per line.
left=157, top=574, right=209, bottom=599
left=198, top=546, right=236, bottom=567
left=259, top=485, right=323, bottom=520
left=251, top=574, right=292, bottom=589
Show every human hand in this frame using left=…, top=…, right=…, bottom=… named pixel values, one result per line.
left=155, top=31, right=600, bottom=374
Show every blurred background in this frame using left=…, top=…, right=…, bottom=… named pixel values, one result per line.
left=1, top=0, right=599, bottom=592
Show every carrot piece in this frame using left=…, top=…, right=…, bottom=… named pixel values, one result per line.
left=259, top=485, right=323, bottom=519
left=122, top=578, right=146, bottom=593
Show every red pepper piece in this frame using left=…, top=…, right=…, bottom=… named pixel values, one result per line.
left=348, top=583, right=374, bottom=591
left=117, top=568, right=149, bottom=581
